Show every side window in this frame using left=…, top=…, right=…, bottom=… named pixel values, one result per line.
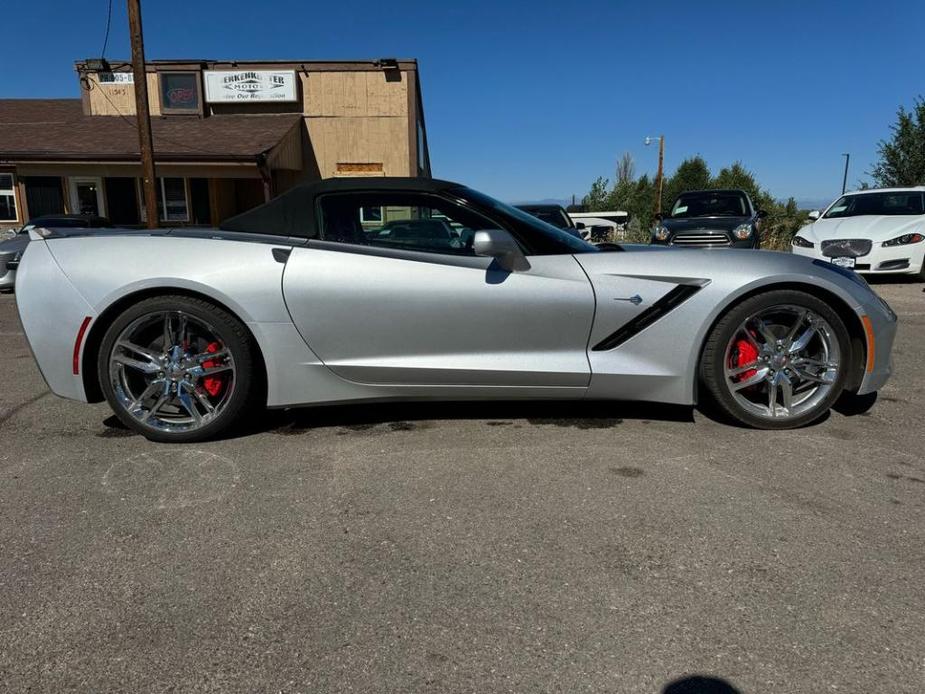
left=319, top=193, right=501, bottom=255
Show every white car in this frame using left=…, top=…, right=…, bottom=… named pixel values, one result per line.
left=791, top=187, right=925, bottom=279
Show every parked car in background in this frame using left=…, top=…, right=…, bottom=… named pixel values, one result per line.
left=0, top=214, right=111, bottom=291
left=515, top=204, right=585, bottom=239
left=791, top=188, right=925, bottom=279
left=568, top=211, right=630, bottom=241
left=652, top=189, right=766, bottom=248
left=14, top=177, right=895, bottom=442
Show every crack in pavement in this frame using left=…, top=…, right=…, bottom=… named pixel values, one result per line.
left=0, top=390, right=51, bottom=427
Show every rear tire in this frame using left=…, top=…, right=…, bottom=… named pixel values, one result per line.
left=700, top=289, right=851, bottom=429
left=97, top=295, right=257, bottom=443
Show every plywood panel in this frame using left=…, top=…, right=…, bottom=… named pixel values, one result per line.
left=305, top=116, right=410, bottom=178
left=84, top=72, right=162, bottom=117
left=302, top=71, right=408, bottom=117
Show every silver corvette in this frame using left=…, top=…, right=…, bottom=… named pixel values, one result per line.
left=15, top=177, right=896, bottom=442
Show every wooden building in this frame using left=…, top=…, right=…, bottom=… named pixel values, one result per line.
left=0, top=58, right=430, bottom=229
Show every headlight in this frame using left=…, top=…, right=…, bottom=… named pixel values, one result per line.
left=732, top=224, right=753, bottom=240
left=653, top=226, right=670, bottom=242
left=882, top=232, right=924, bottom=247
left=792, top=235, right=814, bottom=248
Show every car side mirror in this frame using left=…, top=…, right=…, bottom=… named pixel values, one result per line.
left=473, top=229, right=530, bottom=272
left=807, top=210, right=821, bottom=220
left=756, top=209, right=769, bottom=219
left=574, top=222, right=586, bottom=230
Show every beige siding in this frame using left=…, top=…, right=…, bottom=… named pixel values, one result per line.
left=302, top=71, right=408, bottom=117
left=305, top=116, right=410, bottom=178
left=85, top=73, right=162, bottom=117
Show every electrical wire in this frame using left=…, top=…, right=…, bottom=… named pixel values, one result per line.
left=100, top=0, right=114, bottom=60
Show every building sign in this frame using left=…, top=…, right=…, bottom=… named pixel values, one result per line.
left=161, top=73, right=200, bottom=111
left=99, top=72, right=134, bottom=84
left=204, top=70, right=297, bottom=103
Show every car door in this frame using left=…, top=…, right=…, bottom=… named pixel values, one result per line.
left=281, top=190, right=595, bottom=390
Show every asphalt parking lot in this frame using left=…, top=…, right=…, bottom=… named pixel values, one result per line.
left=1, top=282, right=923, bottom=693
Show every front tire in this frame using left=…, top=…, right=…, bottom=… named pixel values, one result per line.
left=97, top=295, right=257, bottom=443
left=700, top=290, right=851, bottom=429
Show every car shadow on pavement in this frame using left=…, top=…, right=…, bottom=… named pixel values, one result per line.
left=662, top=675, right=742, bottom=693
left=260, top=399, right=696, bottom=437
left=101, top=399, right=696, bottom=439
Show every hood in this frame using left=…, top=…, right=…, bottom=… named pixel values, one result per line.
left=661, top=216, right=750, bottom=232
left=806, top=215, right=925, bottom=242
left=0, top=233, right=30, bottom=254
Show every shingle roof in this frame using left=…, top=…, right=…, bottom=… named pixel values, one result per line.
left=0, top=99, right=301, bottom=162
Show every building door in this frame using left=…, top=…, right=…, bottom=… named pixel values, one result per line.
left=104, top=177, right=139, bottom=225
left=22, top=177, right=65, bottom=219
left=68, top=177, right=105, bottom=217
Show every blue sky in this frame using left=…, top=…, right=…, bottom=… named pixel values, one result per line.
left=1, top=1, right=920, bottom=206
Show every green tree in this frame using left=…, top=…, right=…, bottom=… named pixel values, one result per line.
left=870, top=97, right=925, bottom=187
left=662, top=156, right=711, bottom=212
left=582, top=176, right=610, bottom=211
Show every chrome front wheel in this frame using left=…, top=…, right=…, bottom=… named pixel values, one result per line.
left=722, top=305, right=840, bottom=420
left=701, top=290, right=850, bottom=429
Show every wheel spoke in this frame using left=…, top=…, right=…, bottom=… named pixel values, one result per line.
left=789, top=326, right=816, bottom=354
left=162, top=314, right=173, bottom=350
left=731, top=367, right=770, bottom=390
left=192, top=387, right=216, bottom=415
left=751, top=318, right=778, bottom=346
left=768, top=381, right=778, bottom=416
left=784, top=309, right=808, bottom=342
left=127, top=379, right=165, bottom=413
left=112, top=352, right=160, bottom=374
left=726, top=361, right=760, bottom=377
left=140, top=392, right=170, bottom=423
left=190, top=349, right=228, bottom=365
left=118, top=340, right=161, bottom=362
left=177, top=382, right=202, bottom=424
left=780, top=376, right=793, bottom=413
left=793, top=367, right=835, bottom=385
left=191, top=363, right=233, bottom=378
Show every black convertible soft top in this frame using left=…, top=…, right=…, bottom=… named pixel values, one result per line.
left=219, top=176, right=460, bottom=238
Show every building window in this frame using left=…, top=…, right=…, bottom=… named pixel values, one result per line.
left=138, top=178, right=189, bottom=222
left=0, top=174, right=18, bottom=222
left=160, top=72, right=201, bottom=113
left=359, top=206, right=383, bottom=224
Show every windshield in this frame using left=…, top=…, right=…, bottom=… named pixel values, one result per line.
left=670, top=192, right=749, bottom=218
left=824, top=192, right=925, bottom=219
left=457, top=188, right=599, bottom=254
left=540, top=210, right=572, bottom=228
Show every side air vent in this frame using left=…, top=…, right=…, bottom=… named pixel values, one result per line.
left=592, top=284, right=703, bottom=351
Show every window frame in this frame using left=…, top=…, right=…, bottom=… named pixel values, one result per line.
left=0, top=173, right=18, bottom=223
left=315, top=190, right=511, bottom=257
left=137, top=177, right=191, bottom=223
left=159, top=71, right=203, bottom=115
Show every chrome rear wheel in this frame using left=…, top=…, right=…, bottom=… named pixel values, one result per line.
left=109, top=311, right=236, bottom=433
left=99, top=295, right=256, bottom=442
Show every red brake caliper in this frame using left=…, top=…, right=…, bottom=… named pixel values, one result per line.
left=201, top=341, right=224, bottom=397
left=732, top=333, right=759, bottom=383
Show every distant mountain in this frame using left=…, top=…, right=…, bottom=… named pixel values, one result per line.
left=510, top=198, right=571, bottom=207
left=795, top=198, right=835, bottom=211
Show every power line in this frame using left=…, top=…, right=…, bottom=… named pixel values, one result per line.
left=100, top=0, right=114, bottom=60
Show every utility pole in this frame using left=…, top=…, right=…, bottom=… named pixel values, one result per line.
left=841, top=153, right=850, bottom=195
left=127, top=0, right=158, bottom=229
left=647, top=135, right=665, bottom=218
